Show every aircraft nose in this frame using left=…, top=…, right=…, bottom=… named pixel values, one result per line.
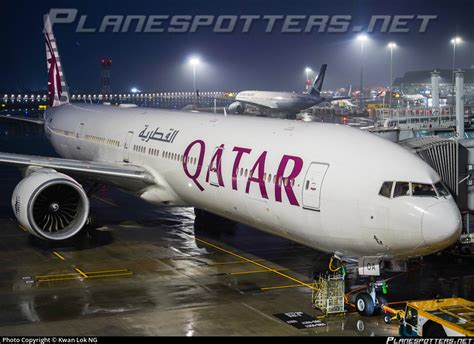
left=421, top=202, right=462, bottom=247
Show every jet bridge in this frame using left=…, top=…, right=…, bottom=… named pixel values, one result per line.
left=398, top=137, right=473, bottom=246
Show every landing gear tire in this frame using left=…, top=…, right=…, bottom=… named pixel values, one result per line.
left=374, top=294, right=388, bottom=315
left=384, top=315, right=392, bottom=324
left=356, top=292, right=375, bottom=316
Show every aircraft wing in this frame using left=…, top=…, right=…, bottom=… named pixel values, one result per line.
left=0, top=115, right=45, bottom=125
left=0, top=152, right=156, bottom=192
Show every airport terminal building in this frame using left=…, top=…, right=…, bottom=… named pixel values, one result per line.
left=393, top=68, right=474, bottom=101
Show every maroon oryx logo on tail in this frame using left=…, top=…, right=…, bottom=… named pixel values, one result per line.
left=43, top=15, right=69, bottom=107
left=45, top=33, right=62, bottom=107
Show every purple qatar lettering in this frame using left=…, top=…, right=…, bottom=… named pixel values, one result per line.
left=245, top=151, right=268, bottom=199
left=232, top=146, right=252, bottom=190
left=182, top=139, right=206, bottom=191
left=274, top=155, right=303, bottom=206
left=206, top=144, right=225, bottom=187
left=182, top=140, right=303, bottom=206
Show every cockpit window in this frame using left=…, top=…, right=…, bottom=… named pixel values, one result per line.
left=393, top=182, right=410, bottom=197
left=379, top=182, right=393, bottom=198
left=412, top=183, right=437, bottom=197
left=435, top=181, right=450, bottom=197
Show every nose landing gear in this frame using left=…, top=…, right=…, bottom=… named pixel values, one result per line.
left=355, top=279, right=389, bottom=316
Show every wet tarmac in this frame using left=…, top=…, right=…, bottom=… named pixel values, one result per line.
left=0, top=121, right=472, bottom=336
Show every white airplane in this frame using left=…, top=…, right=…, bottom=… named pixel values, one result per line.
left=0, top=16, right=462, bottom=316
left=397, top=90, right=427, bottom=104
left=228, top=65, right=351, bottom=115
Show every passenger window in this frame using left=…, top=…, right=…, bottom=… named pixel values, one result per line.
left=379, top=182, right=393, bottom=198
left=435, top=181, right=450, bottom=197
left=393, top=182, right=410, bottom=197
left=412, top=183, right=437, bottom=197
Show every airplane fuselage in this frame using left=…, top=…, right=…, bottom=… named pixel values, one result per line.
left=44, top=103, right=461, bottom=260
left=235, top=91, right=324, bottom=113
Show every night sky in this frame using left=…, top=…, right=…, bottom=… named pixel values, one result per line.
left=2, top=0, right=474, bottom=93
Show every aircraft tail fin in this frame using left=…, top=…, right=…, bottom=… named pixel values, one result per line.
left=310, top=64, right=327, bottom=96
left=44, top=15, right=70, bottom=107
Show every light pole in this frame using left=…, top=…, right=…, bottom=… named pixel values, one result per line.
left=387, top=42, right=397, bottom=108
left=189, top=57, right=200, bottom=92
left=357, top=34, right=368, bottom=110
left=451, top=37, right=462, bottom=98
left=305, top=67, right=312, bottom=91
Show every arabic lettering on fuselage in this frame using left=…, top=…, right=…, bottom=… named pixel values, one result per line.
left=139, top=125, right=179, bottom=143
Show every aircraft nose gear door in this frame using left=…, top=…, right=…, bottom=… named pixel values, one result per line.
left=302, top=162, right=329, bottom=211
left=123, top=131, right=134, bottom=162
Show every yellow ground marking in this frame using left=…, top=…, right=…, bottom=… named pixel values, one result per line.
left=260, top=284, right=306, bottom=291
left=195, top=237, right=316, bottom=291
left=83, top=269, right=130, bottom=275
left=18, top=225, right=27, bottom=232
left=74, top=267, right=88, bottom=278
left=37, top=276, right=85, bottom=283
left=208, top=259, right=266, bottom=266
left=37, top=272, right=133, bottom=283
left=230, top=268, right=290, bottom=275
left=35, top=269, right=130, bottom=279
left=52, top=251, right=65, bottom=261
left=230, top=266, right=312, bottom=276
left=83, top=272, right=133, bottom=279
left=92, top=195, right=118, bottom=207
left=35, top=272, right=79, bottom=278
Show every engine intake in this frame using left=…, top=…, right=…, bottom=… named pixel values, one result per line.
left=228, top=101, right=245, bottom=114
left=12, top=169, right=89, bottom=240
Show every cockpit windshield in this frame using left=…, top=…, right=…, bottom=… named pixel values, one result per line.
left=379, top=181, right=451, bottom=198
left=393, top=182, right=410, bottom=197
left=435, top=181, right=450, bottom=197
left=412, top=183, right=437, bottom=197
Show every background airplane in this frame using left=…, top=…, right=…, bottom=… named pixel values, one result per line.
left=228, top=65, right=352, bottom=115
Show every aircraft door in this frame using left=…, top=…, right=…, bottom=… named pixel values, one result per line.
left=123, top=131, right=134, bottom=162
left=302, top=162, right=329, bottom=211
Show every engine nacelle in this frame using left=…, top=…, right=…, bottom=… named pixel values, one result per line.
left=228, top=101, right=245, bottom=114
left=12, top=169, right=90, bottom=240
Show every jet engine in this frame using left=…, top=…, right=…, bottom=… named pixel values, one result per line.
left=228, top=101, right=245, bottom=114
left=12, top=169, right=90, bottom=240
